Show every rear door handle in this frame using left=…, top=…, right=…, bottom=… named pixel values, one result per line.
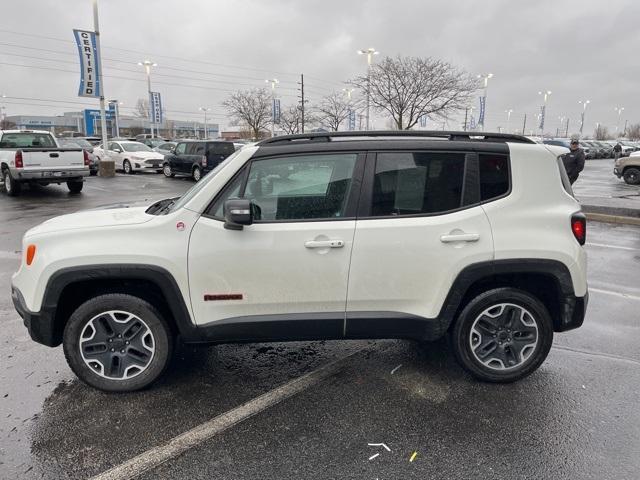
left=304, top=239, right=344, bottom=249
left=440, top=233, right=480, bottom=243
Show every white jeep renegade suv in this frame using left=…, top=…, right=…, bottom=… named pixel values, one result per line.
left=11, top=131, right=588, bottom=392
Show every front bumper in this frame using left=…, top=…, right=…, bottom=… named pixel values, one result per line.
left=614, top=167, right=622, bottom=178
left=11, top=286, right=59, bottom=347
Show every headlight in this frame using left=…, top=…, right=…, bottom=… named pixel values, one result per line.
left=131, top=156, right=143, bottom=161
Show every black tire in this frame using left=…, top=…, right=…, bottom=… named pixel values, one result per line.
left=623, top=167, right=640, bottom=185
left=123, top=160, right=132, bottom=174
left=163, top=163, right=174, bottom=178
left=192, top=165, right=202, bottom=182
left=67, top=180, right=83, bottom=194
left=2, top=168, right=22, bottom=196
left=63, top=294, right=173, bottom=392
left=90, top=170, right=98, bottom=176
left=451, top=288, right=553, bottom=383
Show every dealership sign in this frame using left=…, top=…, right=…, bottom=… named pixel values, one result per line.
left=73, top=29, right=102, bottom=98
left=149, top=92, right=163, bottom=124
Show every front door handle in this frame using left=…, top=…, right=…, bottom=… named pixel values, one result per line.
left=304, top=239, right=344, bottom=249
left=440, top=233, right=480, bottom=243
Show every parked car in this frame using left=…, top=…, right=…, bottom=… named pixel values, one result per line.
left=0, top=129, right=89, bottom=196
left=58, top=137, right=98, bottom=175
left=590, top=141, right=613, bottom=158
left=578, top=142, right=595, bottom=159
left=162, top=140, right=236, bottom=181
left=614, top=153, right=640, bottom=185
left=543, top=138, right=571, bottom=149
left=135, top=134, right=165, bottom=143
left=140, top=138, right=168, bottom=149
left=11, top=131, right=588, bottom=391
left=93, top=141, right=165, bottom=174
left=152, top=141, right=177, bottom=156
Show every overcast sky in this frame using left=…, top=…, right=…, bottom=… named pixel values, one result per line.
left=1, top=0, right=638, bottom=135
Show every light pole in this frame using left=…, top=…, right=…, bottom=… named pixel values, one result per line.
left=505, top=109, right=513, bottom=133
left=108, top=99, right=122, bottom=138
left=538, top=90, right=552, bottom=138
left=578, top=99, right=590, bottom=136
left=357, top=48, right=379, bottom=130
left=0, top=93, right=6, bottom=128
left=138, top=60, right=157, bottom=138
left=614, top=106, right=625, bottom=134
left=199, top=107, right=210, bottom=139
left=265, top=78, right=279, bottom=137
left=476, top=73, right=493, bottom=130
left=558, top=116, right=565, bottom=138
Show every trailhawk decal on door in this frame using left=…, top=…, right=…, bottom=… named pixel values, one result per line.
left=204, top=294, right=244, bottom=301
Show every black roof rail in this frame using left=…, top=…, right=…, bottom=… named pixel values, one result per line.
left=257, top=130, right=536, bottom=145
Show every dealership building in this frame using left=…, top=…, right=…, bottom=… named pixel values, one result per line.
left=4, top=109, right=218, bottom=139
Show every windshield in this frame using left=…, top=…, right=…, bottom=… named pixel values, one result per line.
left=148, top=139, right=165, bottom=148
left=122, top=143, right=152, bottom=152
left=167, top=148, right=244, bottom=213
left=0, top=132, right=57, bottom=148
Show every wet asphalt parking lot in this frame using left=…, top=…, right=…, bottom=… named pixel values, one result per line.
left=1, top=163, right=639, bottom=479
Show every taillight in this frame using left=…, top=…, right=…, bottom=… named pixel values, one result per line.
left=571, top=213, right=586, bottom=245
left=15, top=150, right=23, bottom=168
left=26, top=244, right=36, bottom=266
left=83, top=149, right=90, bottom=166
left=201, top=155, right=207, bottom=167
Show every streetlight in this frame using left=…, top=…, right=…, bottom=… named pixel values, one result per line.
left=578, top=99, right=590, bottom=136
left=265, top=78, right=279, bottom=137
left=476, top=73, right=493, bottom=130
left=342, top=88, right=354, bottom=101
left=614, top=106, right=625, bottom=134
left=505, top=109, right=513, bottom=133
left=138, top=60, right=157, bottom=138
left=538, top=90, right=552, bottom=138
left=357, top=48, right=379, bottom=130
left=0, top=93, right=6, bottom=127
left=199, top=107, right=210, bottom=139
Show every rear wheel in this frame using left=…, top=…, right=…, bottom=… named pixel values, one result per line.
left=623, top=167, right=640, bottom=185
left=2, top=168, right=21, bottom=196
left=123, top=160, right=132, bottom=174
left=192, top=165, right=202, bottom=182
left=63, top=294, right=173, bottom=392
left=163, top=163, right=174, bottom=178
left=451, top=288, right=553, bottom=383
left=67, top=180, right=83, bottom=194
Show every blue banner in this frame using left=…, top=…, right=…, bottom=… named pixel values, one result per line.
left=149, top=91, right=163, bottom=124
left=478, top=96, right=486, bottom=126
left=469, top=115, right=477, bottom=130
left=73, top=29, right=101, bottom=98
left=539, top=105, right=546, bottom=131
left=272, top=98, right=281, bottom=124
left=419, top=115, right=428, bottom=128
left=348, top=109, right=356, bottom=130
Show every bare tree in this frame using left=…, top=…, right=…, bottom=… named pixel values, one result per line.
left=314, top=92, right=353, bottom=131
left=350, top=55, right=477, bottom=130
left=279, top=104, right=303, bottom=134
left=223, top=88, right=271, bottom=139
left=625, top=123, right=640, bottom=141
left=594, top=125, right=611, bottom=140
left=134, top=98, right=149, bottom=118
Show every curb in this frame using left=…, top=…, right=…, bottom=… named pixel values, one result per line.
left=584, top=212, right=640, bottom=226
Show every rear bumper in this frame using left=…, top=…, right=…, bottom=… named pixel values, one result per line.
left=11, top=286, right=58, bottom=347
left=556, top=291, right=588, bottom=332
left=15, top=169, right=89, bottom=181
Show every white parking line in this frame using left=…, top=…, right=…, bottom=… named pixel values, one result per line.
left=590, top=287, right=640, bottom=302
left=90, top=347, right=365, bottom=480
left=586, top=242, right=639, bottom=252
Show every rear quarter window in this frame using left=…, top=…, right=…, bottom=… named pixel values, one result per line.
left=209, top=142, right=236, bottom=156
left=479, top=153, right=510, bottom=201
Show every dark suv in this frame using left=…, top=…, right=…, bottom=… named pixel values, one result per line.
left=163, top=140, right=235, bottom=181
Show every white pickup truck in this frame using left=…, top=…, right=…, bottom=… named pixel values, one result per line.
left=0, top=129, right=90, bottom=196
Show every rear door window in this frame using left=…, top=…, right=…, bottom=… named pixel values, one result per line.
left=369, top=152, right=465, bottom=216
left=209, top=142, right=236, bottom=157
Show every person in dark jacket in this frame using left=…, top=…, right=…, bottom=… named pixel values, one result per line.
left=562, top=139, right=586, bottom=184
left=613, top=142, right=623, bottom=161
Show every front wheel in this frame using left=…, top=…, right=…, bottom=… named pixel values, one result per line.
left=451, top=288, right=553, bottom=383
left=123, top=160, right=133, bottom=174
left=67, top=180, right=83, bottom=194
left=623, top=167, right=640, bottom=185
left=2, top=168, right=22, bottom=196
left=163, top=163, right=174, bottom=178
left=63, top=294, right=173, bottom=392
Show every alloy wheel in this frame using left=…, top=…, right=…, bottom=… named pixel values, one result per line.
left=79, top=310, right=155, bottom=380
left=469, top=303, right=538, bottom=371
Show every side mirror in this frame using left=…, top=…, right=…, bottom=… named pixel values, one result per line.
left=223, top=198, right=253, bottom=230
left=113, top=148, right=122, bottom=153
